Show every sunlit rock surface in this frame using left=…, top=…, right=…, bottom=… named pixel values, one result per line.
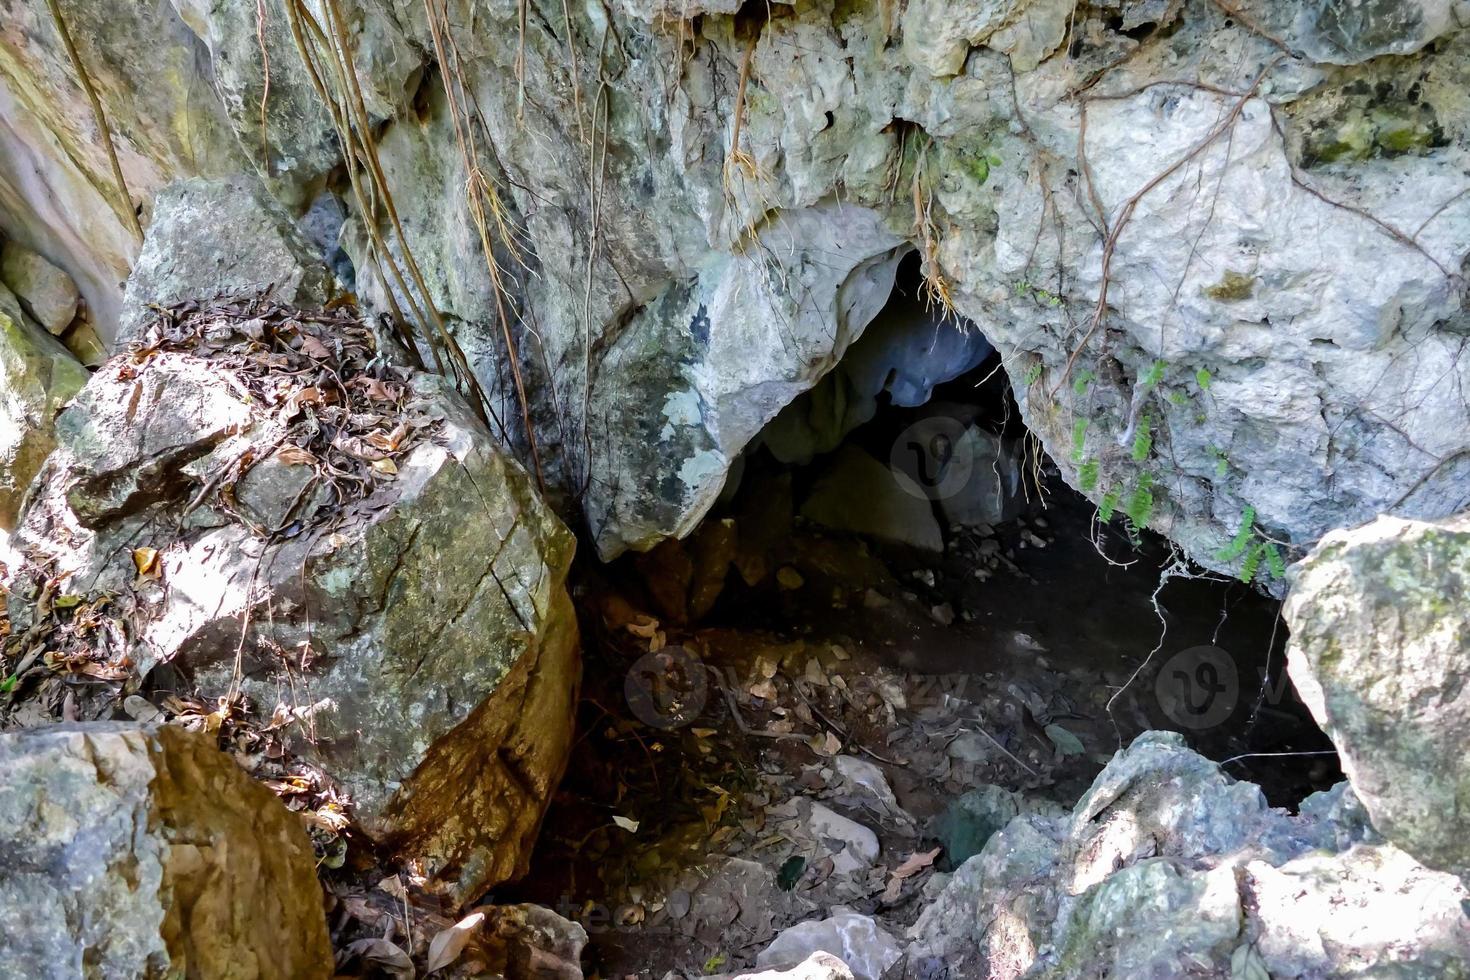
left=0, top=722, right=332, bottom=979
left=9, top=183, right=581, bottom=906
left=1285, top=511, right=1470, bottom=878
left=0, top=2, right=1467, bottom=578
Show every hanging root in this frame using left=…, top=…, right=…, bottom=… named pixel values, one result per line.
left=722, top=32, right=761, bottom=187
left=43, top=0, right=144, bottom=243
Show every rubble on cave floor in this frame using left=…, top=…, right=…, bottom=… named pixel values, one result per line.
left=501, top=464, right=1343, bottom=978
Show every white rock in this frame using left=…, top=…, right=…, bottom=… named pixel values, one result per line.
left=757, top=913, right=903, bottom=980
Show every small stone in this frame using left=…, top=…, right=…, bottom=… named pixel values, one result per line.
left=0, top=241, right=80, bottom=334
left=806, top=802, right=880, bottom=876
left=665, top=889, right=691, bottom=920
left=930, top=603, right=955, bottom=626
left=777, top=566, right=806, bottom=590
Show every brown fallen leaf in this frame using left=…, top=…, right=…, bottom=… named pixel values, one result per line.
left=371, top=458, right=399, bottom=477
left=892, top=847, right=942, bottom=879
left=425, top=911, right=485, bottom=973
left=132, top=547, right=161, bottom=579
left=298, top=334, right=332, bottom=359
left=881, top=846, right=943, bottom=902
left=274, top=445, right=317, bottom=467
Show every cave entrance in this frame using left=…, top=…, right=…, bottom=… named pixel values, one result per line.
left=506, top=252, right=1339, bottom=977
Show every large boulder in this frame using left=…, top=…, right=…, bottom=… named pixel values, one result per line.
left=117, top=174, right=334, bottom=342
left=1284, top=512, right=1470, bottom=878
left=0, top=304, right=87, bottom=530
left=12, top=301, right=580, bottom=906
left=0, top=722, right=332, bottom=979
left=909, top=732, right=1470, bottom=978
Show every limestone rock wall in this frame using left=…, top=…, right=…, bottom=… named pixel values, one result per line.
left=0, top=0, right=1467, bottom=578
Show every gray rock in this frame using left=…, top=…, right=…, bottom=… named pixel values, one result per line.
left=758, top=912, right=904, bottom=980
left=761, top=298, right=994, bottom=468
left=0, top=0, right=1468, bottom=590
left=805, top=802, right=882, bottom=876
left=801, top=446, right=944, bottom=553
left=937, top=427, right=1027, bottom=529
left=479, top=904, right=589, bottom=980
left=0, top=241, right=78, bottom=334
left=1284, top=512, right=1470, bottom=877
left=908, top=732, right=1469, bottom=978
left=586, top=204, right=904, bottom=558
left=16, top=356, right=579, bottom=907
left=0, top=303, right=87, bottom=530
left=0, top=722, right=332, bottom=979
left=118, top=175, right=334, bottom=343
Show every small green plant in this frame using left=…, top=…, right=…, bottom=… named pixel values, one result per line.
left=1141, top=360, right=1166, bottom=386
left=1072, top=368, right=1096, bottom=397
left=1099, top=488, right=1120, bottom=523
left=1079, top=459, right=1100, bottom=491
left=1071, top=418, right=1090, bottom=462
left=1131, top=416, right=1153, bottom=462
left=1124, top=472, right=1155, bottom=529
left=1209, top=446, right=1229, bottom=478
left=1217, top=505, right=1288, bottom=584
left=1023, top=362, right=1044, bottom=386
left=1195, top=367, right=1213, bottom=390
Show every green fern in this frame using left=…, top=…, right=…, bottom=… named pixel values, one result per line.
left=1023, top=363, right=1043, bottom=386
left=1240, top=541, right=1265, bottom=583
left=1071, top=418, right=1090, bottom=462
left=1131, top=416, right=1153, bottom=462
left=1124, top=473, right=1155, bottom=529
left=1141, top=361, right=1166, bottom=386
left=1099, top=489, right=1120, bottom=523
left=1072, top=369, right=1096, bottom=397
left=1079, top=459, right=1099, bottom=491
left=1217, top=505, right=1257, bottom=561
left=1264, top=543, right=1286, bottom=579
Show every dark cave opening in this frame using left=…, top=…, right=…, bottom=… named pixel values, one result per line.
left=504, top=251, right=1341, bottom=974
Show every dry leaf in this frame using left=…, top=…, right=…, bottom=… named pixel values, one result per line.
left=892, top=847, right=942, bottom=879
left=298, top=335, right=332, bottom=359
left=377, top=875, right=408, bottom=901
left=340, top=938, right=413, bottom=979
left=809, top=730, right=842, bottom=757
left=425, top=911, right=485, bottom=973
left=275, top=445, right=317, bottom=467
left=132, top=547, right=161, bottom=578
left=612, top=815, right=640, bottom=833
left=625, top=616, right=660, bottom=639
left=371, top=458, right=399, bottom=477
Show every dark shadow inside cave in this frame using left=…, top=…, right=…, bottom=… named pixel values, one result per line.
left=503, top=251, right=1341, bottom=975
